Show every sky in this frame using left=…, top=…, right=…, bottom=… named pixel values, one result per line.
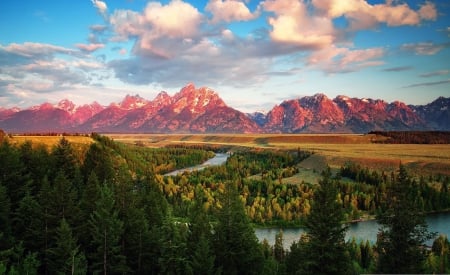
left=0, top=0, right=449, bottom=112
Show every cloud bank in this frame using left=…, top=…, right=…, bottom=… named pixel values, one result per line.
left=0, top=0, right=443, bottom=108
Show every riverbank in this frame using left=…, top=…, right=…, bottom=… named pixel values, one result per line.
left=255, top=212, right=450, bottom=249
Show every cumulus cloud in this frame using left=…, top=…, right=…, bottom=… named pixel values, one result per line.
left=262, top=0, right=335, bottom=49
left=312, top=0, right=438, bottom=30
left=109, top=9, right=142, bottom=41
left=91, top=0, right=108, bottom=17
left=143, top=0, right=202, bottom=39
left=206, top=0, right=259, bottom=23
left=419, top=2, right=437, bottom=20
left=76, top=43, right=105, bottom=52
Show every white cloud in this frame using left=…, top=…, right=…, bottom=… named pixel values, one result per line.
left=76, top=43, right=105, bottom=52
left=91, top=0, right=108, bottom=17
left=262, top=0, right=335, bottom=49
left=143, top=0, right=202, bottom=39
left=1, top=42, right=76, bottom=58
left=419, top=2, right=438, bottom=21
left=308, top=45, right=385, bottom=73
left=312, top=0, right=438, bottom=29
left=206, top=0, right=259, bottom=23
left=109, top=9, right=143, bottom=41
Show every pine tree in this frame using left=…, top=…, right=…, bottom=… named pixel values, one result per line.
left=0, top=183, right=12, bottom=251
left=273, top=229, right=285, bottom=262
left=214, top=182, right=264, bottom=275
left=49, top=218, right=86, bottom=275
left=188, top=188, right=215, bottom=275
left=376, top=164, right=436, bottom=273
left=158, top=214, right=191, bottom=274
left=51, top=137, right=78, bottom=181
left=82, top=143, right=115, bottom=184
left=13, top=192, right=43, bottom=254
left=89, top=183, right=127, bottom=274
left=49, top=171, right=78, bottom=223
left=0, top=140, right=30, bottom=210
left=122, top=204, right=152, bottom=274
left=300, top=169, right=351, bottom=274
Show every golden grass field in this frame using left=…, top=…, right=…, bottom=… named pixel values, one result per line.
left=107, top=133, right=450, bottom=176
left=6, top=134, right=450, bottom=176
left=8, top=135, right=94, bottom=148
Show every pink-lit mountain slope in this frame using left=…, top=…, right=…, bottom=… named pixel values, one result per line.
left=0, top=84, right=448, bottom=133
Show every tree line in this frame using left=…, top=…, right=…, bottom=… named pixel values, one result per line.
left=369, top=131, right=450, bottom=144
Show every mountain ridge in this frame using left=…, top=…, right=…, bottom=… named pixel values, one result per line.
left=0, top=84, right=448, bottom=133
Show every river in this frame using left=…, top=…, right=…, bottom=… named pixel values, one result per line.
left=164, top=153, right=229, bottom=176
left=164, top=154, right=450, bottom=249
left=255, top=212, right=450, bottom=249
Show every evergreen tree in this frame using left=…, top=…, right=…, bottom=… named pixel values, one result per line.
left=37, top=176, right=53, bottom=274
left=78, top=172, right=101, bottom=250
left=188, top=188, right=215, bottom=275
left=12, top=192, right=43, bottom=254
left=82, top=143, right=115, bottom=184
left=122, top=206, right=152, bottom=274
left=0, top=183, right=12, bottom=251
left=214, top=182, right=264, bottom=275
left=49, top=171, right=78, bottom=223
left=300, top=170, right=351, bottom=274
left=49, top=218, right=86, bottom=275
left=51, top=137, right=77, bottom=181
left=0, top=140, right=30, bottom=210
left=89, top=183, right=127, bottom=274
left=273, top=230, right=285, bottom=263
left=158, top=214, right=191, bottom=274
left=430, top=234, right=450, bottom=274
left=376, top=164, right=436, bottom=273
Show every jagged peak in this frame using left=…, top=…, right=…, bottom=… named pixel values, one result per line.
left=336, top=95, right=350, bottom=101
left=56, top=99, right=76, bottom=113
left=313, top=92, right=329, bottom=99
left=119, top=94, right=149, bottom=109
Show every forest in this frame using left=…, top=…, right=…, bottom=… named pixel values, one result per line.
left=0, top=133, right=449, bottom=274
left=369, top=131, right=450, bottom=144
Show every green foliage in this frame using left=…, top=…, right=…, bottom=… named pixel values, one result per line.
left=2, top=134, right=449, bottom=274
left=376, top=164, right=436, bottom=274
left=89, top=183, right=127, bottom=274
left=214, top=182, right=264, bottom=275
left=299, top=169, right=352, bottom=274
left=49, top=218, right=86, bottom=275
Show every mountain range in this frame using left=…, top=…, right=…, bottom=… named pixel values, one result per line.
left=0, top=83, right=449, bottom=133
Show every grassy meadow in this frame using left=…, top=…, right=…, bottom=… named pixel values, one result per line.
left=5, top=133, right=449, bottom=176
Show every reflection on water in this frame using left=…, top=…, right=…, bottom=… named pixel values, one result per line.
left=256, top=212, right=450, bottom=249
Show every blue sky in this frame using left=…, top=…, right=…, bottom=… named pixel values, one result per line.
left=0, top=0, right=449, bottom=112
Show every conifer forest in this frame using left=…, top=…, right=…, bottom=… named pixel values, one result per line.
left=1, top=133, right=449, bottom=274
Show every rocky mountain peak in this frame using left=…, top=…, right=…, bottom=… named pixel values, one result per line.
left=172, top=84, right=225, bottom=114
left=119, top=94, right=149, bottom=109
left=56, top=99, right=76, bottom=113
left=0, top=86, right=448, bottom=133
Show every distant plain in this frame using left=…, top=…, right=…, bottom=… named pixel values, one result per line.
left=107, top=133, right=450, bottom=176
